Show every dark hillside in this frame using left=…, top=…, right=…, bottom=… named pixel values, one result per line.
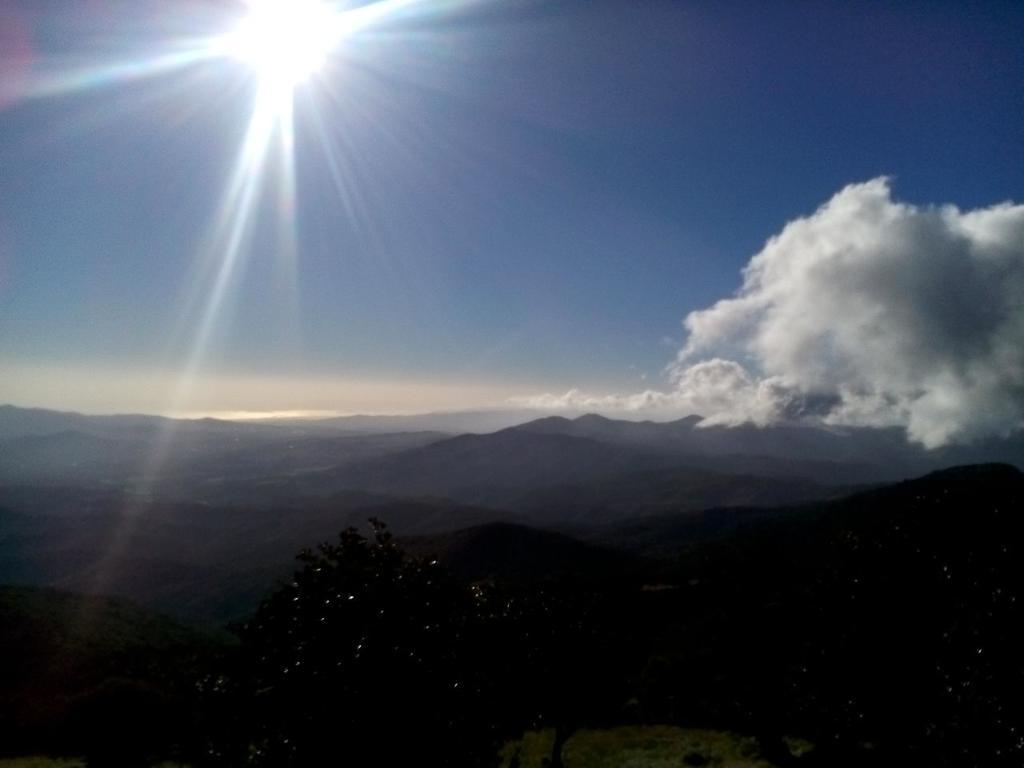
left=3, top=465, right=1022, bottom=765
left=515, top=465, right=833, bottom=525
left=0, top=488, right=514, bottom=623
left=603, top=464, right=1024, bottom=766
left=0, top=585, right=223, bottom=761
left=403, top=521, right=636, bottom=585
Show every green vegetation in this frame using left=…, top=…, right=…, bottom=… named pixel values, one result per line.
left=500, top=726, right=784, bottom=768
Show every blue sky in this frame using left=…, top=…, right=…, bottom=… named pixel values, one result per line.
left=1, top=0, right=1022, bottom=416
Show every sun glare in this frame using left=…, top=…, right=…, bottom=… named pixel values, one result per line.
left=226, top=0, right=341, bottom=90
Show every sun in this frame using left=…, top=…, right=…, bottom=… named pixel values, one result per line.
left=226, top=0, right=341, bottom=91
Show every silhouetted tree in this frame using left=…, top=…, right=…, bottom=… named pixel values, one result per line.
left=199, top=520, right=629, bottom=767
left=201, top=521, right=492, bottom=765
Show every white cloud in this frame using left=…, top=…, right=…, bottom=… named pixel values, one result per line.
left=516, top=178, right=1024, bottom=447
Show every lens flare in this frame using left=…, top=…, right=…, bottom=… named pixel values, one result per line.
left=226, top=0, right=342, bottom=91
left=6, top=0, right=486, bottom=642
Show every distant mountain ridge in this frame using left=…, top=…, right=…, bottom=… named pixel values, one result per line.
left=0, top=403, right=258, bottom=439
left=517, top=413, right=918, bottom=473
left=4, top=403, right=1024, bottom=534
left=294, top=408, right=552, bottom=434
left=298, top=427, right=681, bottom=501
left=6, top=405, right=1023, bottom=491
left=296, top=412, right=1024, bottom=508
left=514, top=412, right=1024, bottom=480
left=0, top=404, right=451, bottom=494
left=0, top=403, right=542, bottom=440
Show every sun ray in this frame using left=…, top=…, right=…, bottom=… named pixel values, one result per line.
left=20, top=42, right=220, bottom=102
left=13, top=0, right=496, bottom=646
left=12, top=0, right=493, bottom=455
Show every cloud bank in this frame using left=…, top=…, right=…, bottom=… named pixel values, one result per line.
left=517, top=178, right=1024, bottom=447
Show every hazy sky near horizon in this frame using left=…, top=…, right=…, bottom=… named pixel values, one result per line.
left=1, top=0, right=1022, bottom=422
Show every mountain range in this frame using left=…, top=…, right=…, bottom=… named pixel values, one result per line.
left=3, top=403, right=1024, bottom=626
left=3, top=399, right=1024, bottom=766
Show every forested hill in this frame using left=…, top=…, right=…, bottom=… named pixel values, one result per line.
left=0, top=585, right=225, bottom=761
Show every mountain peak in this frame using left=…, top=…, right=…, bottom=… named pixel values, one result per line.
left=574, top=413, right=613, bottom=424
left=512, top=415, right=574, bottom=434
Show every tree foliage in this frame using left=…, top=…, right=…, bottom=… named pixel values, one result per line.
left=200, top=520, right=615, bottom=767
